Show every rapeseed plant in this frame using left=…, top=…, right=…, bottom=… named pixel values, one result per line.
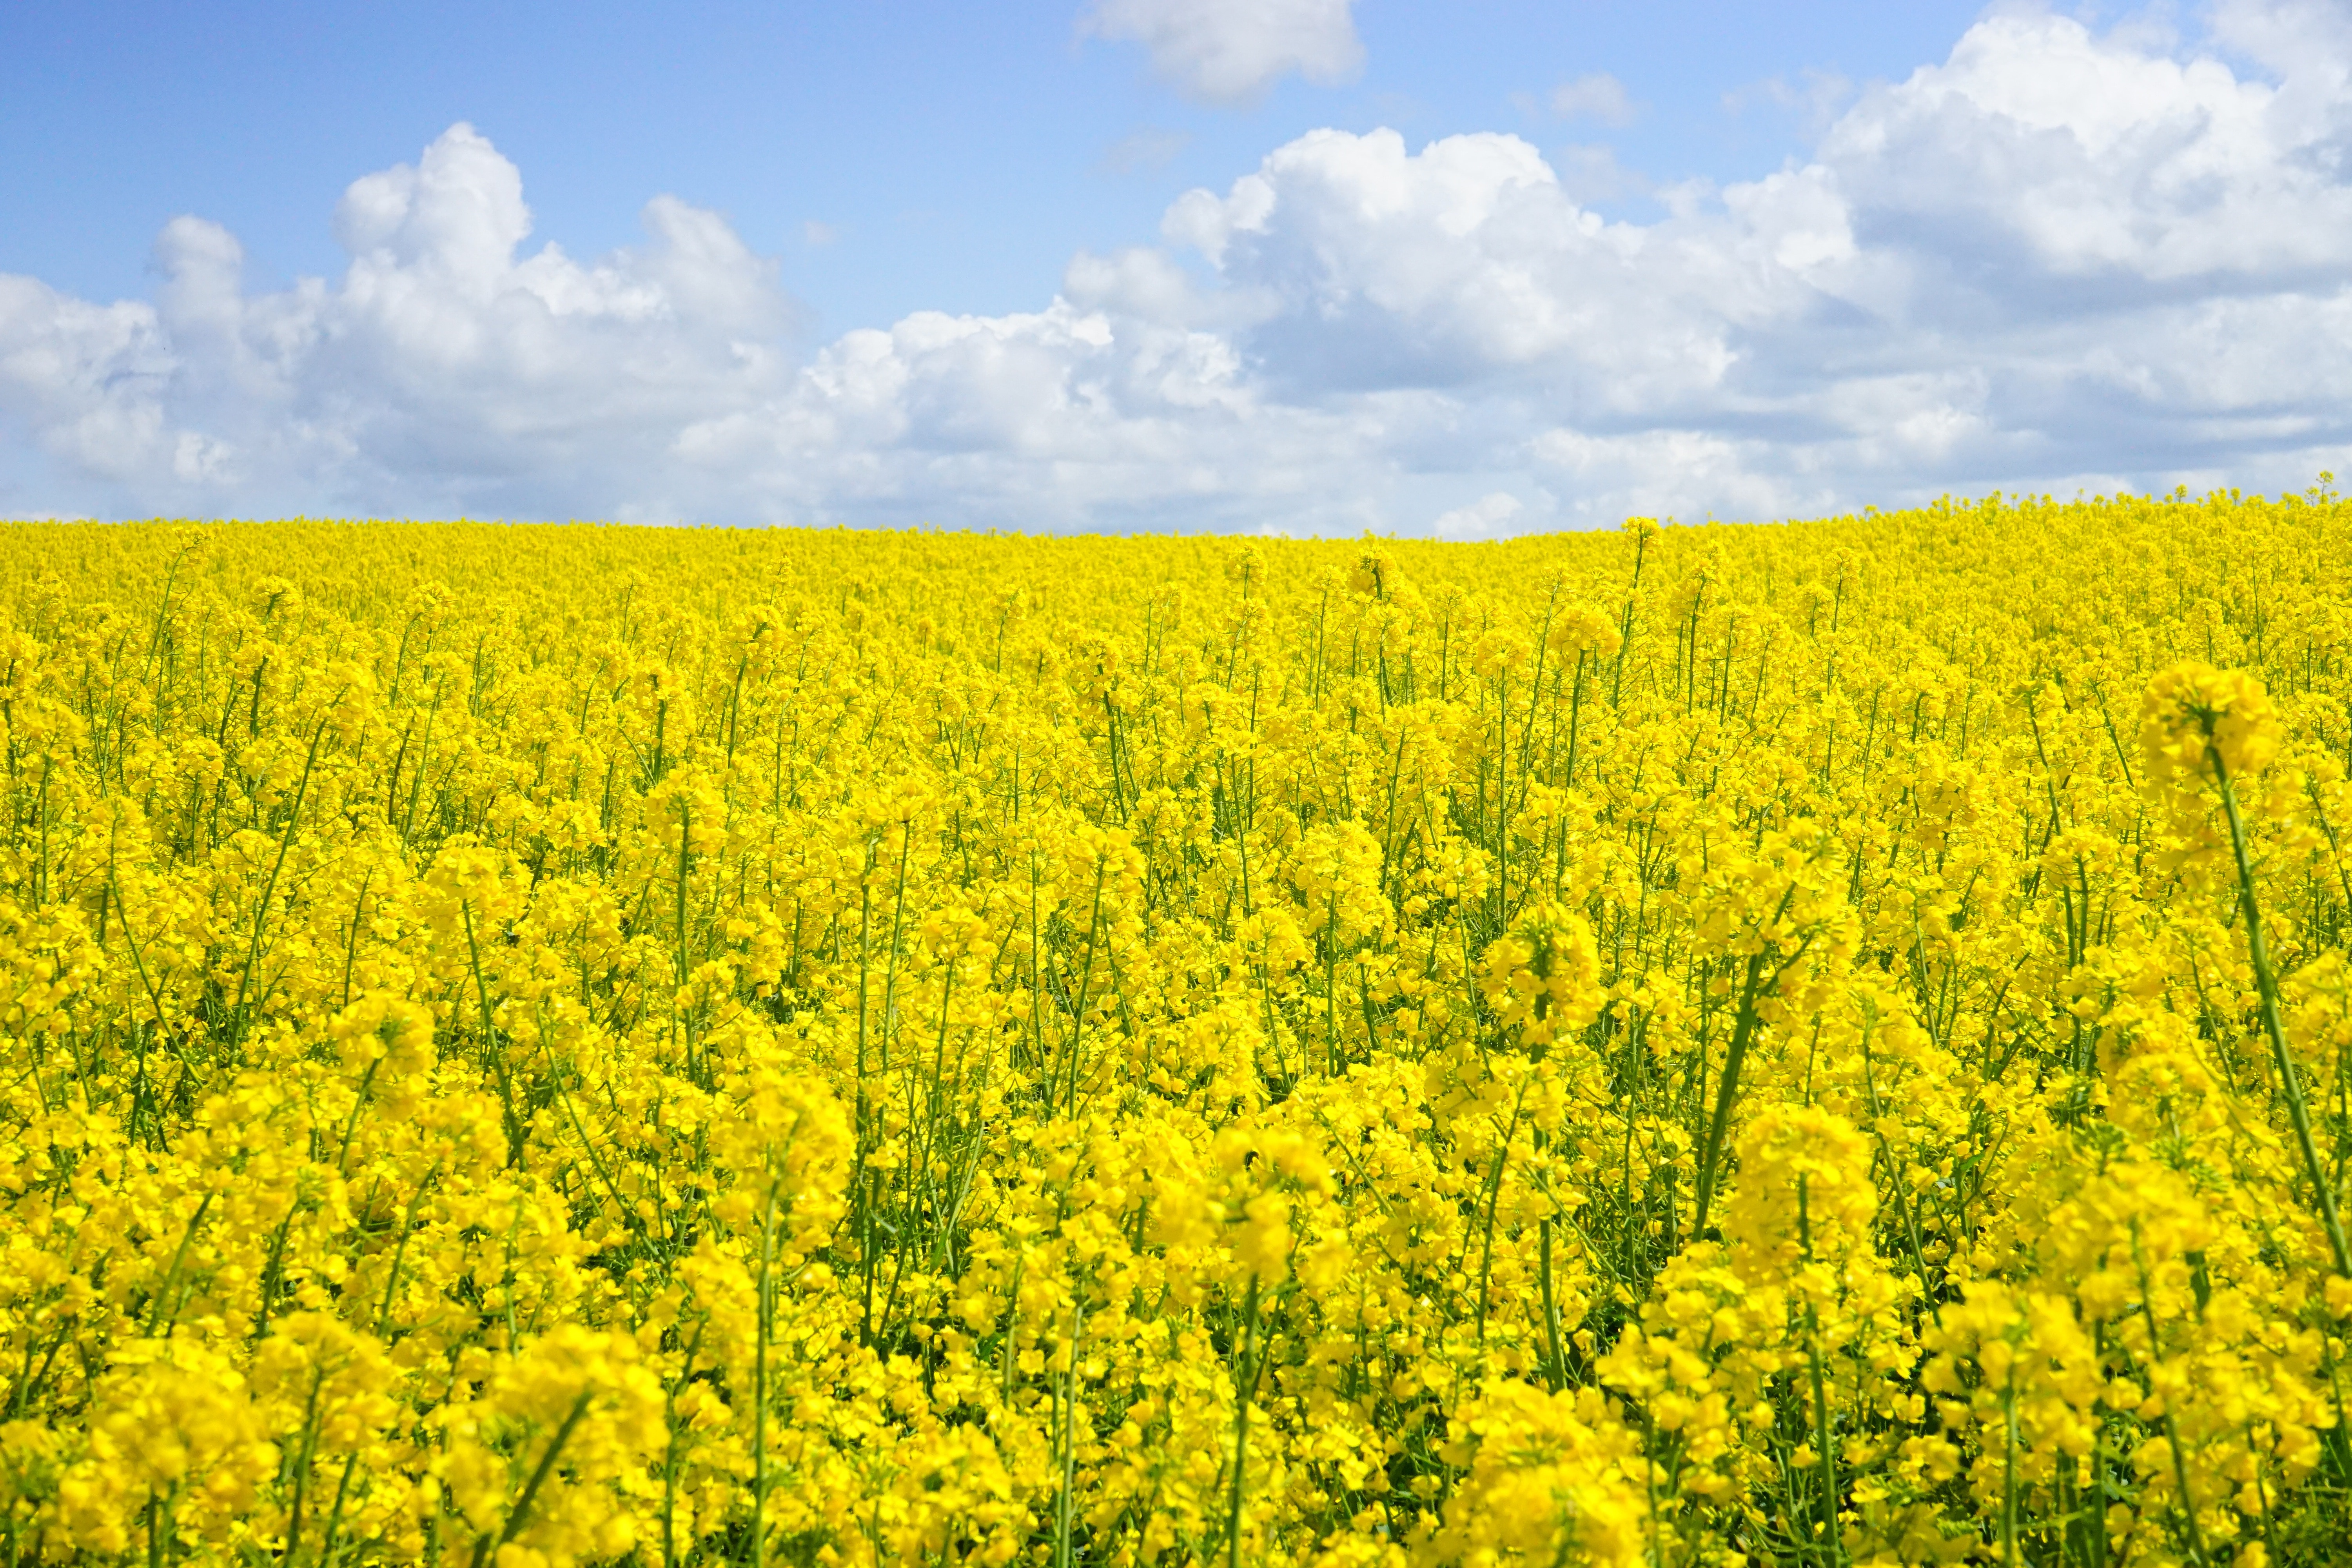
left=6, top=495, right=2352, bottom=1565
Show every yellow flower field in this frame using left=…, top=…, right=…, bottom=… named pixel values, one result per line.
left=4, top=495, right=2352, bottom=1566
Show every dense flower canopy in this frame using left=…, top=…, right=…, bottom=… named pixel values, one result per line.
left=6, top=494, right=2352, bottom=1564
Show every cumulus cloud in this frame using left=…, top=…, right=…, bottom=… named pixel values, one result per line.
left=1079, top=0, right=1364, bottom=105
left=6, top=4, right=2352, bottom=532
left=1818, top=11, right=2352, bottom=283
left=0, top=123, right=801, bottom=520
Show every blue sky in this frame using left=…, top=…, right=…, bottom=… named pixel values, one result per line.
left=4, top=1, right=1987, bottom=330
left=4, top=1, right=2350, bottom=531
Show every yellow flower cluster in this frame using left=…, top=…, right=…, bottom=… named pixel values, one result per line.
left=6, top=491, right=2352, bottom=1566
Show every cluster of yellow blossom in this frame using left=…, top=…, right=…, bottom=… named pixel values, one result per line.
left=6, top=490, right=2352, bottom=1566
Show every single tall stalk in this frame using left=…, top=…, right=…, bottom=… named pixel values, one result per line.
left=1690, top=949, right=1769, bottom=1242
left=752, top=1180, right=781, bottom=1568
left=1223, top=1275, right=1265, bottom=1568
left=1690, top=898, right=1811, bottom=1240
left=1538, top=1218, right=1566, bottom=1392
left=2211, top=746, right=2352, bottom=1277
left=468, top=1390, right=594, bottom=1568
left=229, top=705, right=338, bottom=1046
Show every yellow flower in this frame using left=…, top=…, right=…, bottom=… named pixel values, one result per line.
left=2140, top=659, right=2281, bottom=788
left=9, top=495, right=2352, bottom=1566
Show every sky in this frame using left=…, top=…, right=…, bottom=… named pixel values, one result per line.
left=3, top=0, right=2349, bottom=534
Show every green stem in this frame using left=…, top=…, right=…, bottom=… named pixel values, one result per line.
left=1474, top=1082, right=1531, bottom=1347
left=753, top=1180, right=780, bottom=1568
left=1690, top=967, right=1763, bottom=1216
left=2212, top=748, right=2352, bottom=1276
left=468, top=1389, right=594, bottom=1568
left=1224, top=1274, right=1263, bottom=1568
left=659, top=1317, right=708, bottom=1568
left=282, top=1368, right=327, bottom=1568
left=2129, top=1221, right=2209, bottom=1568
left=460, top=899, right=525, bottom=1169
left=231, top=706, right=336, bottom=1046
left=1539, top=1218, right=1566, bottom=1392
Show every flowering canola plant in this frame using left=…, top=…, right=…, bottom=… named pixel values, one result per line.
left=7, top=493, right=2352, bottom=1566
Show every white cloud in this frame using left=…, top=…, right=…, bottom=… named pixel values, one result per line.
left=1817, top=10, right=2352, bottom=282
left=1550, top=73, right=1638, bottom=127
left=2, top=124, right=799, bottom=520
left=1432, top=491, right=1523, bottom=539
left=0, top=274, right=174, bottom=483
left=1080, top=0, right=1363, bottom=106
left=8, top=5, right=2352, bottom=532
left=1151, top=126, right=1828, bottom=402
left=1550, top=143, right=1648, bottom=205
left=802, top=220, right=839, bottom=247
left=1530, top=430, right=1819, bottom=527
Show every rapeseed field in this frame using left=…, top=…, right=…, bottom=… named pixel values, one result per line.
left=5, top=495, right=2351, bottom=1567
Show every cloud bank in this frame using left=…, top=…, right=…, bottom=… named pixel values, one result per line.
left=6, top=2, right=2352, bottom=533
